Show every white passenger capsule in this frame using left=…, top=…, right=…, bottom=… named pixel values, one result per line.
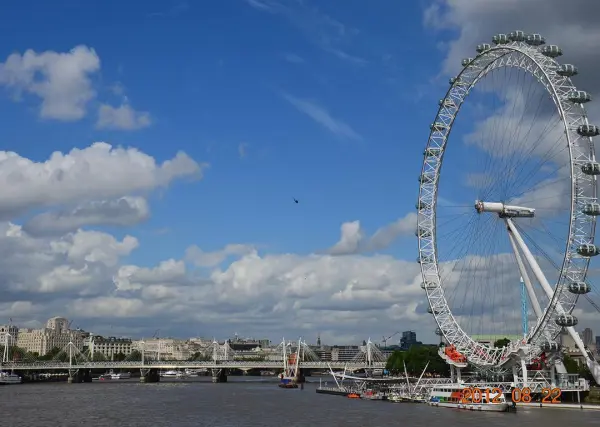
left=476, top=43, right=491, bottom=53
left=526, top=34, right=545, bottom=46
left=568, top=91, right=592, bottom=104
left=577, top=124, right=600, bottom=137
left=541, top=45, right=562, bottom=58
left=508, top=30, right=526, bottom=42
left=557, top=64, right=578, bottom=77
left=555, top=314, right=578, bottom=327
left=492, top=34, right=509, bottom=45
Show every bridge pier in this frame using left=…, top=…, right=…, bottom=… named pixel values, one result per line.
left=211, top=368, right=227, bottom=383
left=67, top=369, right=92, bottom=383
left=299, top=368, right=312, bottom=377
left=140, top=368, right=160, bottom=383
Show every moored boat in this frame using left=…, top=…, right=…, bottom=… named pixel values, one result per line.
left=428, top=384, right=510, bottom=412
left=0, top=372, right=21, bottom=384
left=361, top=389, right=386, bottom=400
left=110, top=371, right=131, bottom=379
left=160, top=370, right=184, bottom=378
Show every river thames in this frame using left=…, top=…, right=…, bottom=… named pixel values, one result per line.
left=1, top=377, right=599, bottom=426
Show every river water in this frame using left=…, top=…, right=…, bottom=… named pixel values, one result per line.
left=1, top=377, right=599, bottom=426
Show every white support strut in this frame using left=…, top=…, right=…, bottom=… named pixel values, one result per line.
left=506, top=217, right=600, bottom=384
left=507, top=231, right=543, bottom=318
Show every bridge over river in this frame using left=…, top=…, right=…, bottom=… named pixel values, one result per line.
left=2, top=338, right=388, bottom=383
left=2, top=360, right=386, bottom=371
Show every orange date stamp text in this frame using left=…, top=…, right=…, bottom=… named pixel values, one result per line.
left=460, top=387, right=561, bottom=404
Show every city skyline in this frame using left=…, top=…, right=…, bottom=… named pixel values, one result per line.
left=0, top=1, right=598, bottom=345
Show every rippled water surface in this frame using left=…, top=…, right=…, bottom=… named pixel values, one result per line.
left=2, top=377, right=600, bottom=426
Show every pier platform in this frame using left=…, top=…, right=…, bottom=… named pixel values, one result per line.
left=516, top=402, right=600, bottom=410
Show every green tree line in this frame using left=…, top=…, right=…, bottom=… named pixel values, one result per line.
left=385, top=345, right=450, bottom=376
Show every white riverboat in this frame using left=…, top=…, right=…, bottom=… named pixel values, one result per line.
left=110, top=372, right=131, bottom=379
left=0, top=372, right=22, bottom=384
left=428, top=384, right=510, bottom=412
left=160, top=370, right=184, bottom=378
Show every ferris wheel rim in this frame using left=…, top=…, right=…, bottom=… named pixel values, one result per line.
left=416, top=35, right=597, bottom=367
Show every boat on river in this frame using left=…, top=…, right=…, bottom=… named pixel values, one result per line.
left=428, top=384, right=510, bottom=412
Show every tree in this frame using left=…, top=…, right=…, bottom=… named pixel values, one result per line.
left=127, top=350, right=142, bottom=361
left=562, top=354, right=579, bottom=373
left=113, top=352, right=127, bottom=362
left=92, top=352, right=107, bottom=361
left=0, top=345, right=29, bottom=361
left=494, top=338, right=511, bottom=348
left=188, top=352, right=211, bottom=361
left=38, top=346, right=62, bottom=360
left=385, top=346, right=449, bottom=377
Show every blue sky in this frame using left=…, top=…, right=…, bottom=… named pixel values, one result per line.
left=0, top=0, right=598, bottom=346
left=0, top=0, right=445, bottom=266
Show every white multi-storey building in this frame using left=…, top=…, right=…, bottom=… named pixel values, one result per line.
left=132, top=338, right=202, bottom=360
left=88, top=336, right=133, bottom=359
left=16, top=317, right=83, bottom=356
left=0, top=325, right=19, bottom=347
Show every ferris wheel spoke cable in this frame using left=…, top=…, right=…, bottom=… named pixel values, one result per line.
left=439, top=215, right=486, bottom=313
left=503, top=129, right=568, bottom=204
left=518, top=222, right=600, bottom=315
left=478, top=70, right=565, bottom=204
left=498, top=128, right=566, bottom=203
left=496, top=69, right=531, bottom=200
left=485, top=109, right=564, bottom=204
left=477, top=67, right=537, bottom=199
left=417, top=31, right=600, bottom=377
left=497, top=80, right=562, bottom=198
left=448, top=215, right=499, bottom=335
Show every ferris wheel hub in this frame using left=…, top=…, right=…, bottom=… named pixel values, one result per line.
left=474, top=200, right=535, bottom=218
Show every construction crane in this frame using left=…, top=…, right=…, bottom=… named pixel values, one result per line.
left=382, top=331, right=400, bottom=348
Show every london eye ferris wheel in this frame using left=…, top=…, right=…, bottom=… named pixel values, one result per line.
left=416, top=30, right=600, bottom=383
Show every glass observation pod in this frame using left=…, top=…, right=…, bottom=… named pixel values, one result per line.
left=449, top=77, right=469, bottom=86
left=568, top=90, right=592, bottom=104
left=540, top=341, right=561, bottom=352
left=424, top=147, right=442, bottom=157
left=430, top=122, right=448, bottom=132
left=577, top=244, right=600, bottom=257
left=526, top=33, right=545, bottom=46
left=416, top=201, right=431, bottom=210
left=508, top=30, right=527, bottom=42
left=541, top=45, right=563, bottom=58
left=427, top=306, right=440, bottom=315
left=421, top=281, right=437, bottom=290
left=435, top=328, right=443, bottom=336
left=419, top=174, right=434, bottom=184
left=582, top=203, right=600, bottom=216
left=568, top=282, right=592, bottom=294
left=581, top=162, right=600, bottom=175
left=557, top=64, right=578, bottom=77
left=418, top=256, right=433, bottom=264
left=476, top=43, right=491, bottom=53
left=555, top=314, right=578, bottom=327
left=492, top=33, right=509, bottom=45
left=416, top=228, right=432, bottom=237
left=438, top=98, right=456, bottom=109
left=577, top=124, right=600, bottom=137
left=461, top=57, right=474, bottom=67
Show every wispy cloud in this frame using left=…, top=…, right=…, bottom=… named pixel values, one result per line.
left=281, top=92, right=362, bottom=141
left=238, top=142, right=248, bottom=158
left=244, top=0, right=366, bottom=65
left=281, top=53, right=305, bottom=64
left=147, top=1, right=189, bottom=18
left=245, top=0, right=277, bottom=12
